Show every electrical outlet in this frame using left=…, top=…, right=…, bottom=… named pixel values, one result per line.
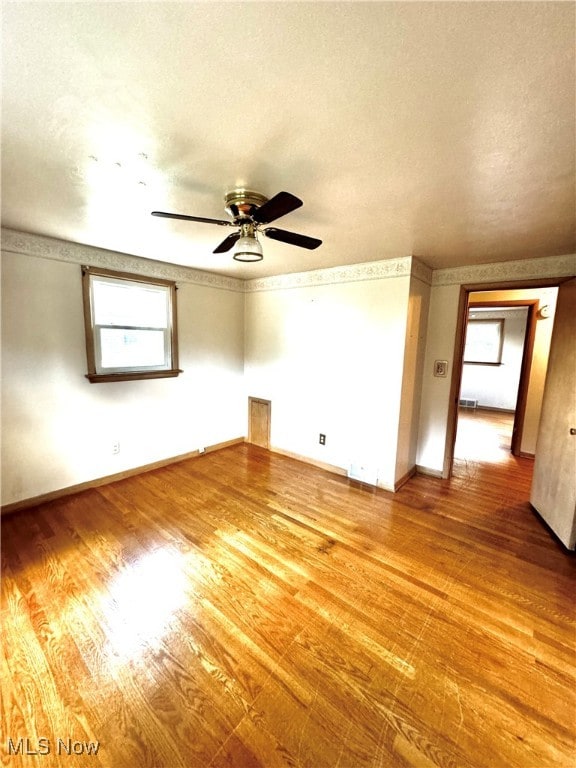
left=319, top=433, right=326, bottom=445
left=112, top=440, right=120, bottom=455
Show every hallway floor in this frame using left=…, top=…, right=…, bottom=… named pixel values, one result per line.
left=454, top=407, right=515, bottom=465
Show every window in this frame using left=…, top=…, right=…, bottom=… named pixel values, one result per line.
left=82, top=267, right=180, bottom=382
left=463, top=318, right=504, bottom=365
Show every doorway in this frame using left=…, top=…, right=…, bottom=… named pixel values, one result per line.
left=248, top=397, right=271, bottom=449
left=454, top=300, right=535, bottom=465
left=447, top=285, right=558, bottom=477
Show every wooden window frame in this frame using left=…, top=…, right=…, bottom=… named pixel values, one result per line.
left=463, top=318, right=505, bottom=366
left=82, top=266, right=181, bottom=383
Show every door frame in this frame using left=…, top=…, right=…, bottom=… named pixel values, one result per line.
left=463, top=299, right=538, bottom=456
left=444, top=278, right=564, bottom=478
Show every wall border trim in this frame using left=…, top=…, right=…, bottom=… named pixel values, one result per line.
left=4, top=228, right=572, bottom=293
left=433, top=254, right=576, bottom=286
left=1, top=228, right=245, bottom=292
left=245, top=255, right=416, bottom=292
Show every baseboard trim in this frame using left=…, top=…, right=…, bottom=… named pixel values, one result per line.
left=203, top=437, right=246, bottom=454
left=269, top=450, right=418, bottom=493
left=394, top=466, right=416, bottom=491
left=1, top=437, right=245, bottom=516
left=415, top=464, right=444, bottom=479
left=476, top=406, right=516, bottom=414
left=269, top=445, right=348, bottom=478
left=518, top=451, right=535, bottom=460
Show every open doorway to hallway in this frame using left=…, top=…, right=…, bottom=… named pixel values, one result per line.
left=451, top=286, right=558, bottom=473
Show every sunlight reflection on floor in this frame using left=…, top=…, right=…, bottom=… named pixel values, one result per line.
left=100, top=548, right=189, bottom=663
left=454, top=409, right=513, bottom=463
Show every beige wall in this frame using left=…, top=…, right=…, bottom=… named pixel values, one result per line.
left=244, top=274, right=413, bottom=490
left=1, top=249, right=246, bottom=506
left=395, top=274, right=431, bottom=483
left=2, top=231, right=573, bottom=506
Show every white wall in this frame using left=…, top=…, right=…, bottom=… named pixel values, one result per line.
left=244, top=273, right=413, bottom=490
left=1, top=249, right=246, bottom=506
left=460, top=308, right=527, bottom=410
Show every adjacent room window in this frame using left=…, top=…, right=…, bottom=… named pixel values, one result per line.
left=463, top=318, right=504, bottom=365
left=82, top=266, right=180, bottom=382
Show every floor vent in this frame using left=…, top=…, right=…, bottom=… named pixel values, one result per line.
left=348, top=464, right=378, bottom=486
left=459, top=398, right=478, bottom=409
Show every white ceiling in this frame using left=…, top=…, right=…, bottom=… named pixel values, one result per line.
left=2, top=2, right=575, bottom=279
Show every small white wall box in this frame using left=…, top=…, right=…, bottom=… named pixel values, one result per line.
left=348, top=464, right=378, bottom=486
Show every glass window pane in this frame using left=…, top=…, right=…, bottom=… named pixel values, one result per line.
left=464, top=320, right=503, bottom=364
left=93, top=279, right=169, bottom=328
left=83, top=268, right=179, bottom=381
left=99, top=328, right=167, bottom=369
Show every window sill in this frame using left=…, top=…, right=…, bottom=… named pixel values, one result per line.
left=86, top=369, right=183, bottom=383
left=463, top=361, right=502, bottom=367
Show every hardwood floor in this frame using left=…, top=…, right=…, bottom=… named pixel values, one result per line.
left=454, top=407, right=514, bottom=464
left=2, top=444, right=574, bottom=767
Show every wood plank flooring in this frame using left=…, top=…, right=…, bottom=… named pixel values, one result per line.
left=2, top=441, right=574, bottom=767
left=455, top=407, right=517, bottom=465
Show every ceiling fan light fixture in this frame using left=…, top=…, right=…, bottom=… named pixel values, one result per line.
left=233, top=234, right=263, bottom=262
left=152, top=188, right=321, bottom=260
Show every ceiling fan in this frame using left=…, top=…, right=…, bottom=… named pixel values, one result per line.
left=152, top=189, right=322, bottom=262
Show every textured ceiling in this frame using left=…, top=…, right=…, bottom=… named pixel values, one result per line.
left=2, top=2, right=575, bottom=279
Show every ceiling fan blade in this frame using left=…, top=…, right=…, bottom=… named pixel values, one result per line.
left=251, top=191, right=303, bottom=224
left=263, top=227, right=322, bottom=250
left=213, top=232, right=240, bottom=253
left=151, top=211, right=233, bottom=227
